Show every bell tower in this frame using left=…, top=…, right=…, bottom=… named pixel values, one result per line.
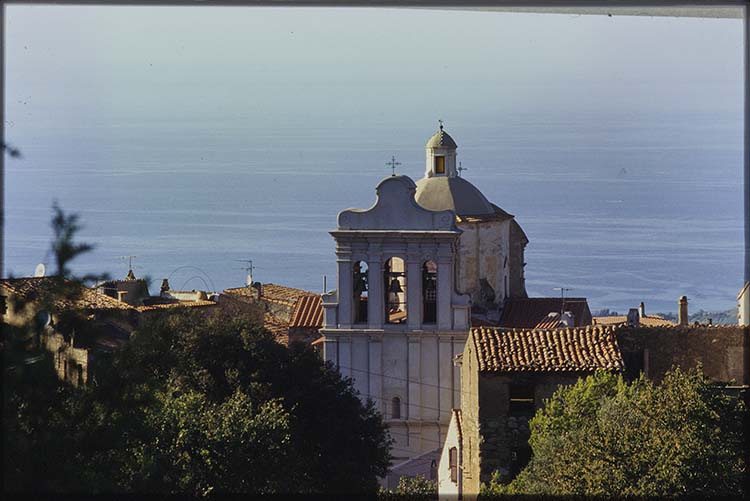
left=321, top=174, right=470, bottom=466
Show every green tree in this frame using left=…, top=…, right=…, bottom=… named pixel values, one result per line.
left=482, top=368, right=746, bottom=498
left=107, top=311, right=391, bottom=494
left=4, top=207, right=392, bottom=495
left=379, top=474, right=437, bottom=500
left=3, top=204, right=107, bottom=491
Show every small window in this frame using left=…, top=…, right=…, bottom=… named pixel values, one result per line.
left=509, top=383, right=535, bottom=416
left=77, top=364, right=84, bottom=386
left=434, top=156, right=446, bottom=174
left=449, top=447, right=458, bottom=483
left=391, top=397, right=401, bottom=419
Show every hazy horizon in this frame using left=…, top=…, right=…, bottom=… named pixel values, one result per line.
left=4, top=6, right=744, bottom=314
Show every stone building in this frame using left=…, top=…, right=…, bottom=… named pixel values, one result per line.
left=321, top=173, right=471, bottom=464
left=96, top=269, right=150, bottom=306
left=224, top=283, right=323, bottom=346
left=439, top=325, right=623, bottom=499
left=1, top=275, right=222, bottom=386
left=616, top=324, right=749, bottom=385
left=321, top=125, right=532, bottom=472
left=1, top=276, right=139, bottom=386
left=414, top=124, right=528, bottom=315
left=438, top=322, right=749, bottom=499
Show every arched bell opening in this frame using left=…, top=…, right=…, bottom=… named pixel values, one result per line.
left=353, top=261, right=369, bottom=324
left=422, top=260, right=438, bottom=324
left=384, top=257, right=407, bottom=324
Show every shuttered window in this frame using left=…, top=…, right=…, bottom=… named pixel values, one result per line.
left=449, top=447, right=458, bottom=483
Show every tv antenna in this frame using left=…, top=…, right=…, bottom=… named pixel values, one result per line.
left=552, top=287, right=573, bottom=317
left=235, top=259, right=255, bottom=286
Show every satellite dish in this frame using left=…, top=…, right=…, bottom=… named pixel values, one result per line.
left=34, top=263, right=46, bottom=277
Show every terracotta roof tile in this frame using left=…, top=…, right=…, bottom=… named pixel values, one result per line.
left=593, top=315, right=675, bottom=327
left=0, top=277, right=135, bottom=312
left=452, top=409, right=463, bottom=443
left=225, top=283, right=316, bottom=307
left=470, top=325, right=624, bottom=373
left=290, top=294, right=323, bottom=328
left=136, top=300, right=217, bottom=312
left=534, top=312, right=564, bottom=330
left=224, top=283, right=323, bottom=344
left=263, top=313, right=290, bottom=346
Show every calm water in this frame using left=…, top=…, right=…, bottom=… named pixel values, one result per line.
left=5, top=108, right=743, bottom=314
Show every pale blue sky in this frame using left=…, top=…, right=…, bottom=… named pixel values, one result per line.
left=6, top=6, right=743, bottom=125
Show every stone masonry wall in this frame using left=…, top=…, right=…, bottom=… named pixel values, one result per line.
left=460, top=340, right=481, bottom=496
left=616, top=325, right=749, bottom=385
left=477, top=373, right=582, bottom=485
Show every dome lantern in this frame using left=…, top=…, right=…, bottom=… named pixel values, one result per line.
left=425, top=121, right=458, bottom=178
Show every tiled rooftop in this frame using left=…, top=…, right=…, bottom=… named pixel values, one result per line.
left=225, top=283, right=315, bottom=306
left=452, top=409, right=463, bottom=442
left=470, top=325, right=624, bottom=373
left=593, top=315, right=675, bottom=327
left=225, top=283, right=323, bottom=329
left=534, top=312, right=566, bottom=330
left=0, top=277, right=135, bottom=312
left=290, top=294, right=324, bottom=328
left=264, top=313, right=291, bottom=345
left=136, top=300, right=217, bottom=312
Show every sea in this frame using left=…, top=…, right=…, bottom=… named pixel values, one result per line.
left=5, top=106, right=743, bottom=315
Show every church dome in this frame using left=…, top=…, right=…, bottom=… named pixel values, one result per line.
left=415, top=176, right=495, bottom=216
left=425, top=127, right=457, bottom=149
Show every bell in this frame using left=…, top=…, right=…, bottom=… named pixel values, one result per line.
left=388, top=278, right=404, bottom=294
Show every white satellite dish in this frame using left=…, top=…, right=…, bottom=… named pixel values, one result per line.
left=34, top=263, right=46, bottom=277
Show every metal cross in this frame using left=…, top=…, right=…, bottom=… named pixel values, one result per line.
left=458, top=162, right=468, bottom=177
left=438, top=119, right=444, bottom=130
left=386, top=155, right=401, bottom=176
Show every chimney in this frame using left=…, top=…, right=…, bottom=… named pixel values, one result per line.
left=678, top=296, right=689, bottom=326
left=638, top=302, right=645, bottom=319
left=160, top=279, right=170, bottom=295
left=560, top=311, right=575, bottom=328
left=251, top=282, right=262, bottom=301
left=627, top=308, right=640, bottom=327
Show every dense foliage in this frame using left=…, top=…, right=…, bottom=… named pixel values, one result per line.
left=4, top=205, right=392, bottom=495
left=4, top=311, right=392, bottom=494
left=379, top=474, right=437, bottom=500
left=482, top=369, right=747, bottom=498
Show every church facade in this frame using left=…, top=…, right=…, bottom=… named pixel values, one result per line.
left=321, top=126, right=528, bottom=464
